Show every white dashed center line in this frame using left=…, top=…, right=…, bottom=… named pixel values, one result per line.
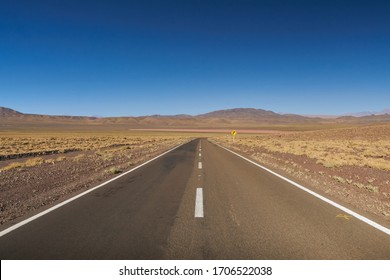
left=198, top=162, right=202, bottom=169
left=195, top=188, right=204, bottom=218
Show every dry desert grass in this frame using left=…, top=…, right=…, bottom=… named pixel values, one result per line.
left=219, top=124, right=390, bottom=170
left=1, top=135, right=175, bottom=157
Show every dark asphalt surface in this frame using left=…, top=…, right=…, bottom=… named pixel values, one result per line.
left=0, top=139, right=389, bottom=259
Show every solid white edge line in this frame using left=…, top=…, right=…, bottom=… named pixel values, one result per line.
left=215, top=143, right=390, bottom=236
left=0, top=140, right=192, bottom=238
left=195, top=188, right=204, bottom=218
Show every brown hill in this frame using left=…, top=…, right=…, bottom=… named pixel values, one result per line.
left=199, top=108, right=279, bottom=119
left=0, top=107, right=23, bottom=116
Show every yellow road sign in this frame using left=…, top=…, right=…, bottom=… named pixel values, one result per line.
left=231, top=130, right=237, bottom=136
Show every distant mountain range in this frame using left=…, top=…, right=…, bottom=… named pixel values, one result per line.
left=303, top=109, right=390, bottom=118
left=1, top=106, right=390, bottom=129
left=348, top=109, right=390, bottom=117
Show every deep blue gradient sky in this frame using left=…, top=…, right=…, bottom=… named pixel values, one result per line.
left=1, top=0, right=389, bottom=116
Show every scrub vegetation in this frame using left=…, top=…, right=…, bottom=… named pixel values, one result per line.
left=217, top=124, right=390, bottom=170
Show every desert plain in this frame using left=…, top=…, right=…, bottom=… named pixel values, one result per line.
left=0, top=107, right=389, bottom=228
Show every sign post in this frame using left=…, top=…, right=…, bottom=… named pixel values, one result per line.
left=231, top=130, right=237, bottom=143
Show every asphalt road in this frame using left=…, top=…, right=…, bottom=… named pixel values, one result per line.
left=0, top=139, right=389, bottom=259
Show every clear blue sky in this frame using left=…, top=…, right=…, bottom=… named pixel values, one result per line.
left=1, top=0, right=389, bottom=117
